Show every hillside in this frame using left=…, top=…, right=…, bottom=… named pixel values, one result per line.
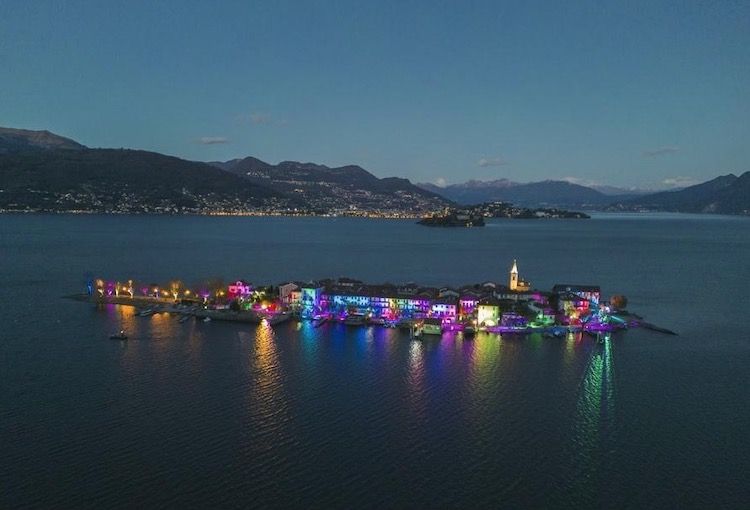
left=0, top=127, right=86, bottom=153
left=0, top=129, right=289, bottom=213
left=612, top=173, right=750, bottom=215
left=212, top=157, right=451, bottom=213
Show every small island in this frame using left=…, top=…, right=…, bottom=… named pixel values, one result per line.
left=418, top=202, right=590, bottom=227
left=72, top=259, right=675, bottom=338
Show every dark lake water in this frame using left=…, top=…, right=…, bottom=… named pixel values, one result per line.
left=1, top=213, right=749, bottom=509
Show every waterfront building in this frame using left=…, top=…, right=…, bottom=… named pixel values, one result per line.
left=552, top=284, right=601, bottom=312
left=300, top=284, right=324, bottom=318
left=278, top=282, right=299, bottom=304
left=431, top=297, right=458, bottom=321
left=227, top=280, right=252, bottom=299
left=458, top=291, right=480, bottom=319
left=477, top=298, right=501, bottom=327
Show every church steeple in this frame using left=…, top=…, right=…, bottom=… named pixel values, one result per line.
left=509, top=259, right=519, bottom=290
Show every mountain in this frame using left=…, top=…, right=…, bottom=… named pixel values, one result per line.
left=417, top=179, right=615, bottom=207
left=0, top=127, right=448, bottom=215
left=612, top=173, right=750, bottom=215
left=0, top=127, right=86, bottom=153
left=0, top=128, right=288, bottom=213
left=211, top=157, right=451, bottom=213
left=590, top=184, right=654, bottom=197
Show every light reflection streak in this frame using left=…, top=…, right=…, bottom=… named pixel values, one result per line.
left=568, top=333, right=615, bottom=501
left=406, top=339, right=427, bottom=420
left=248, top=321, right=290, bottom=435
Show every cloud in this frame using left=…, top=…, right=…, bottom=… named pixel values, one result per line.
left=643, top=146, right=679, bottom=157
left=434, top=177, right=447, bottom=187
left=249, top=113, right=273, bottom=125
left=478, top=156, right=507, bottom=167
left=662, top=176, right=699, bottom=188
left=237, top=112, right=285, bottom=126
left=198, top=136, right=229, bottom=145
left=561, top=176, right=600, bottom=187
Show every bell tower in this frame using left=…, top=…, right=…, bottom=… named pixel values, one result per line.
left=509, top=259, right=519, bottom=291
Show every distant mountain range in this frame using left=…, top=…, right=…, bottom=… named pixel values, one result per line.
left=0, top=127, right=447, bottom=214
left=0, top=126, right=747, bottom=215
left=416, top=179, right=639, bottom=207
left=209, top=157, right=449, bottom=213
left=418, top=175, right=750, bottom=215
left=611, top=173, right=750, bottom=215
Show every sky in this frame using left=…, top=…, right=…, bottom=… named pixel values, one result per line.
left=1, top=0, right=749, bottom=189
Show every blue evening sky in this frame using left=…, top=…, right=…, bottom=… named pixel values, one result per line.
left=1, top=1, right=748, bottom=188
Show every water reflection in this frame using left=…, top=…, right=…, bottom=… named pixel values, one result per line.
left=407, top=340, right=427, bottom=421
left=567, top=333, right=615, bottom=502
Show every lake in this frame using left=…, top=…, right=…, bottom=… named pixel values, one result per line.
left=1, top=213, right=749, bottom=508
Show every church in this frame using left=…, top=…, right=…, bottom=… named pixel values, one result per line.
left=509, top=259, right=531, bottom=292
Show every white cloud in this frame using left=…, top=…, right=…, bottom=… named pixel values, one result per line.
left=237, top=112, right=285, bottom=126
left=561, top=176, right=600, bottom=187
left=478, top=156, right=507, bottom=167
left=198, top=136, right=229, bottom=145
left=643, top=146, right=679, bottom=157
left=662, top=176, right=699, bottom=188
left=434, top=177, right=447, bottom=187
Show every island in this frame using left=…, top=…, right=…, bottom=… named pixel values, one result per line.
left=418, top=202, right=590, bottom=227
left=71, top=259, right=674, bottom=339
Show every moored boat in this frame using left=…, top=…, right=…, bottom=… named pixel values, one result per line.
left=422, top=318, right=443, bottom=335
left=343, top=313, right=366, bottom=326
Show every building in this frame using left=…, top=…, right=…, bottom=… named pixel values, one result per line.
left=552, top=284, right=601, bottom=306
left=509, top=260, right=531, bottom=291
left=458, top=291, right=481, bottom=319
left=431, top=297, right=458, bottom=321
left=227, top=280, right=252, bottom=299
left=552, top=284, right=602, bottom=321
left=278, top=282, right=300, bottom=306
left=477, top=298, right=501, bottom=327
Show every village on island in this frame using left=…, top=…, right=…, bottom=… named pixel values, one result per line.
left=77, top=260, right=673, bottom=340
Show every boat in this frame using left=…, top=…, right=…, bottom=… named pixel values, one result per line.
left=110, top=330, right=128, bottom=340
left=343, top=313, right=366, bottom=326
left=422, top=318, right=443, bottom=336
left=464, top=325, right=476, bottom=337
left=312, top=316, right=328, bottom=328
left=179, top=315, right=191, bottom=323
left=202, top=316, right=212, bottom=323
left=396, top=319, right=413, bottom=330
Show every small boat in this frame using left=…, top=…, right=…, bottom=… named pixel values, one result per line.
left=422, top=318, right=443, bottom=336
left=179, top=315, right=191, bottom=323
left=312, top=316, right=328, bottom=328
left=343, top=314, right=366, bottom=326
left=202, top=316, right=212, bottom=323
left=110, top=330, right=128, bottom=340
left=464, top=325, right=476, bottom=337
left=396, top=319, right=413, bottom=330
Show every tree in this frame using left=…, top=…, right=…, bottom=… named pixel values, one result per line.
left=610, top=295, right=628, bottom=310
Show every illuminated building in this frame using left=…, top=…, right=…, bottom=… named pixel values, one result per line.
left=477, top=298, right=501, bottom=327
left=431, top=297, right=458, bottom=321
left=509, top=259, right=531, bottom=291
left=227, top=280, right=253, bottom=299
